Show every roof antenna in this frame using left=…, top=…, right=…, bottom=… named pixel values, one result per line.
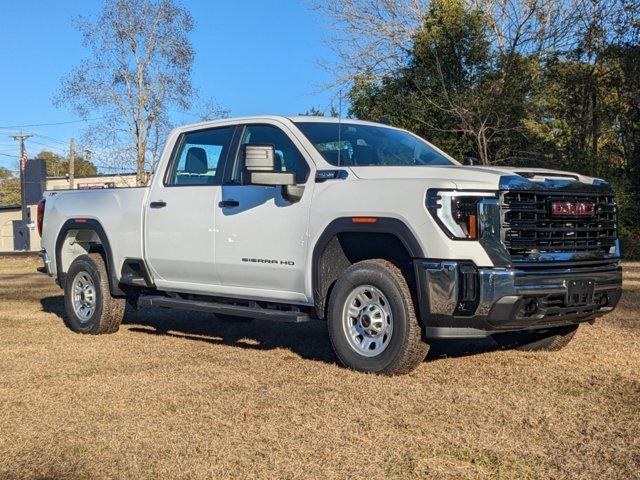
left=337, top=89, right=342, bottom=167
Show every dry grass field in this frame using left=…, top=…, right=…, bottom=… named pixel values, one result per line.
left=0, top=255, right=638, bottom=480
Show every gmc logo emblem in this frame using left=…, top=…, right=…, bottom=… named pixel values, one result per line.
left=550, top=200, right=596, bottom=217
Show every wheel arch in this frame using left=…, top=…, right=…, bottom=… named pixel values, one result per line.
left=311, top=217, right=425, bottom=319
left=55, top=218, right=125, bottom=297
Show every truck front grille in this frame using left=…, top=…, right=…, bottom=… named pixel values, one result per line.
left=501, top=191, right=617, bottom=258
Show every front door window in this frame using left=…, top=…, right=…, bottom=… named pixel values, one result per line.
left=231, top=124, right=310, bottom=184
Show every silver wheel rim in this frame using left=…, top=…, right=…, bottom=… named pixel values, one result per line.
left=342, top=285, right=393, bottom=357
left=72, top=271, right=97, bottom=322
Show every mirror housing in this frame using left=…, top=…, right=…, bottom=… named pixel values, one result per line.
left=244, top=144, right=276, bottom=171
left=241, top=144, right=295, bottom=186
left=463, top=156, right=479, bottom=166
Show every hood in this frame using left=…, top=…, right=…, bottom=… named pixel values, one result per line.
left=349, top=165, right=607, bottom=191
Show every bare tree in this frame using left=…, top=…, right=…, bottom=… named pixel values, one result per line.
left=471, top=0, right=581, bottom=57
left=56, top=0, right=226, bottom=185
left=311, top=0, right=427, bottom=84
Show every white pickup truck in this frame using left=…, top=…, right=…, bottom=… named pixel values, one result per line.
left=38, top=116, right=622, bottom=374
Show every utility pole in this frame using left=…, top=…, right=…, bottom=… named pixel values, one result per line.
left=69, top=138, right=75, bottom=189
left=9, top=130, right=33, bottom=251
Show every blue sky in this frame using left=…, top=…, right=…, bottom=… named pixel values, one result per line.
left=0, top=0, right=336, bottom=171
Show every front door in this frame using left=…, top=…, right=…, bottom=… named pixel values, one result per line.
left=145, top=125, right=235, bottom=293
left=214, top=123, right=314, bottom=303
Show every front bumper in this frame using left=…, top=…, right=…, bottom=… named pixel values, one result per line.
left=415, top=259, right=622, bottom=339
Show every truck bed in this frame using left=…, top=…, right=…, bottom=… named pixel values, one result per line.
left=41, top=187, right=148, bottom=280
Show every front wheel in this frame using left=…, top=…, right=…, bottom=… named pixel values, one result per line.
left=327, top=259, right=429, bottom=375
left=63, top=253, right=126, bottom=334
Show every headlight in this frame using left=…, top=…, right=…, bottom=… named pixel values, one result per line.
left=426, top=190, right=496, bottom=240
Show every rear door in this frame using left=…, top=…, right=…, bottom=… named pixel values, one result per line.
left=144, top=125, right=236, bottom=293
left=214, top=122, right=314, bottom=303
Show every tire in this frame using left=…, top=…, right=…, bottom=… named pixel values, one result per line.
left=63, top=253, right=126, bottom=334
left=493, top=324, right=578, bottom=352
left=327, top=259, right=429, bottom=375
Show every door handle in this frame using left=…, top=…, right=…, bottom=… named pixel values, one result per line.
left=150, top=200, right=167, bottom=208
left=219, top=199, right=240, bottom=208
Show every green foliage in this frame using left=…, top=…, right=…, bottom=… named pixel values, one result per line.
left=0, top=166, right=12, bottom=181
left=36, top=150, right=97, bottom=177
left=299, top=106, right=339, bottom=117
left=300, top=107, right=327, bottom=116
left=350, top=0, right=542, bottom=165
left=0, top=167, right=20, bottom=206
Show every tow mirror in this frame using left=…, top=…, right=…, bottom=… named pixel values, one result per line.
left=241, top=144, right=304, bottom=202
left=242, top=144, right=295, bottom=187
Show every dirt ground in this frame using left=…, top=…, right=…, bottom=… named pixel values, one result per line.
left=0, top=255, right=638, bottom=480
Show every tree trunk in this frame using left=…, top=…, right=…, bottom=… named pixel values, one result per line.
left=136, top=148, right=146, bottom=186
left=590, top=78, right=599, bottom=175
left=476, top=128, right=490, bottom=165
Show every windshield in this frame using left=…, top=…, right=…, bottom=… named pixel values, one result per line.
left=294, top=122, right=455, bottom=167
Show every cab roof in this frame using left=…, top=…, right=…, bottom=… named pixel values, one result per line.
left=175, top=115, right=393, bottom=132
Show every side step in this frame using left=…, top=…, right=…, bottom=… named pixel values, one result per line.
left=137, top=295, right=310, bottom=323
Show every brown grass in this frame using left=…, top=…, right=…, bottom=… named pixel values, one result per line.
left=0, top=255, right=639, bottom=480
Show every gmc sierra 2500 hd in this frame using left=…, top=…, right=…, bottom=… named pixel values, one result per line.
left=38, top=116, right=622, bottom=374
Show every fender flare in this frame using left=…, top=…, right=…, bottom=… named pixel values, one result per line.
left=55, top=218, right=125, bottom=297
left=311, top=217, right=425, bottom=316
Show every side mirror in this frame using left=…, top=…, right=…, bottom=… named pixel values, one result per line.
left=463, top=156, right=479, bottom=166
left=242, top=144, right=295, bottom=186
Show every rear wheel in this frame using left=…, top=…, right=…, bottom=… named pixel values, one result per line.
left=493, top=324, right=578, bottom=351
left=327, top=259, right=429, bottom=375
left=63, top=253, right=125, bottom=334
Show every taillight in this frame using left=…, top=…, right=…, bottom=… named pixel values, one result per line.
left=37, top=198, right=46, bottom=237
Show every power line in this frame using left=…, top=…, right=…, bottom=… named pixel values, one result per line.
left=29, top=139, right=69, bottom=154
left=0, top=117, right=105, bottom=129
left=32, top=133, right=69, bottom=146
left=0, top=129, right=69, bottom=147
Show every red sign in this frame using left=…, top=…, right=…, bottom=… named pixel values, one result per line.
left=551, top=200, right=596, bottom=217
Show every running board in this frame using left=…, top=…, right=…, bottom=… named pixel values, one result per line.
left=137, top=295, right=310, bottom=323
